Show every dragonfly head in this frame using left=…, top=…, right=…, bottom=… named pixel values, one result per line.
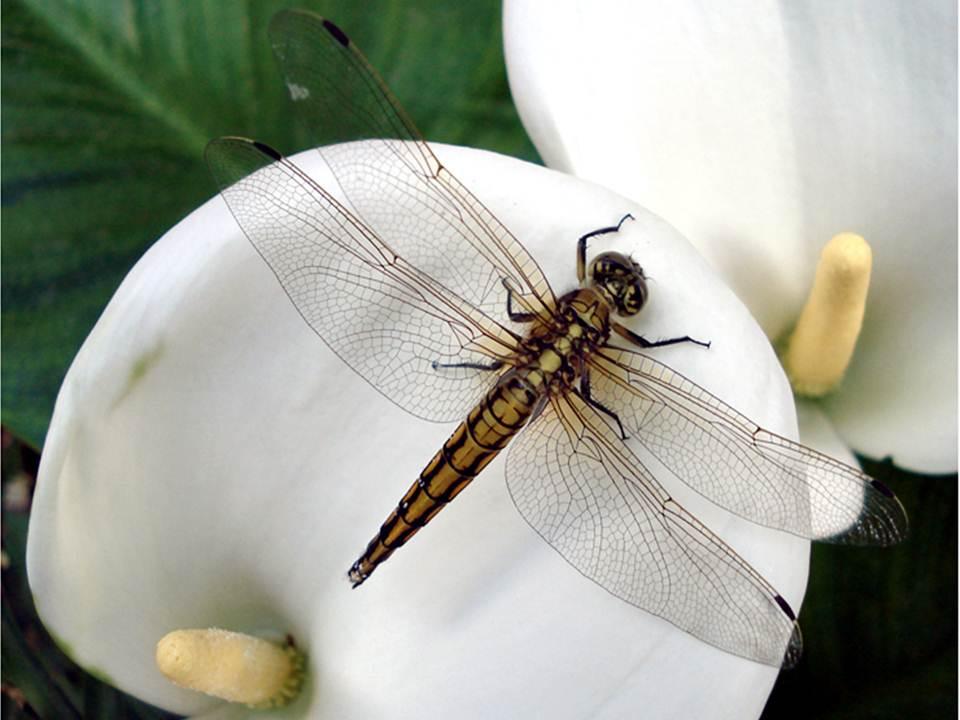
left=588, top=251, right=648, bottom=317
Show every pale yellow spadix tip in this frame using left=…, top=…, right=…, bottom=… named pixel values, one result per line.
left=782, top=233, right=872, bottom=396
left=156, top=628, right=304, bottom=708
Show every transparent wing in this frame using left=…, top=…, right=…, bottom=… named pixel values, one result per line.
left=589, top=347, right=908, bottom=545
left=206, top=137, right=522, bottom=422
left=506, top=392, right=802, bottom=667
left=268, top=9, right=558, bottom=330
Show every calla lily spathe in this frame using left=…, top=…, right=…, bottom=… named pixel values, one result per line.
left=27, top=144, right=806, bottom=718
left=504, top=0, right=958, bottom=473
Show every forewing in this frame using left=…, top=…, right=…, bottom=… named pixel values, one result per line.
left=267, top=9, right=558, bottom=330
left=589, top=347, right=907, bottom=545
left=506, top=392, right=801, bottom=667
left=206, top=137, right=521, bottom=422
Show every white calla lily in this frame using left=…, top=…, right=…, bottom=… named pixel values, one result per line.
left=28, top=145, right=807, bottom=718
left=504, top=0, right=957, bottom=473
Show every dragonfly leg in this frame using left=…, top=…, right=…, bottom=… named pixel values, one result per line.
left=613, top=322, right=711, bottom=350
left=503, top=283, right=536, bottom=322
left=577, top=213, right=635, bottom=282
left=579, top=371, right=628, bottom=440
left=432, top=359, right=504, bottom=371
left=501, top=279, right=537, bottom=322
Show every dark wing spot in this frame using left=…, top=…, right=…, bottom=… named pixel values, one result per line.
left=870, top=478, right=895, bottom=499
left=252, top=141, right=283, bottom=161
left=774, top=594, right=797, bottom=621
left=322, top=18, right=351, bottom=47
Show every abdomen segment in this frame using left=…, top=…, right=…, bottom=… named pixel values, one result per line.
left=348, top=370, right=539, bottom=586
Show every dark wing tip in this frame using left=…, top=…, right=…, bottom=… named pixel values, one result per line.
left=204, top=136, right=286, bottom=193
left=774, top=596, right=803, bottom=669
left=322, top=18, right=351, bottom=47
left=781, top=621, right=804, bottom=669
left=252, top=140, right=283, bottom=161
left=203, top=136, right=224, bottom=161
left=848, top=479, right=909, bottom=546
left=270, top=9, right=349, bottom=49
left=774, top=594, right=797, bottom=621
left=203, top=135, right=248, bottom=167
left=206, top=135, right=281, bottom=158
left=869, top=478, right=895, bottom=499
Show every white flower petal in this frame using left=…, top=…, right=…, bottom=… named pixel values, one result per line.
left=794, top=400, right=857, bottom=467
left=28, top=145, right=805, bottom=718
left=504, top=0, right=957, bottom=470
left=825, top=312, right=958, bottom=473
left=505, top=0, right=811, bottom=334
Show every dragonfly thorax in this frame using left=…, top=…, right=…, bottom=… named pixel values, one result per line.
left=516, top=289, right=612, bottom=391
left=587, top=251, right=648, bottom=317
left=557, top=288, right=613, bottom=341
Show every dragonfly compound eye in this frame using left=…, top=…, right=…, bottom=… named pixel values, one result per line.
left=589, top=252, right=648, bottom=316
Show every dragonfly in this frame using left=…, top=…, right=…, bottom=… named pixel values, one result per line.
left=206, top=9, right=907, bottom=668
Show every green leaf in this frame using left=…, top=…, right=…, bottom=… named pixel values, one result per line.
left=2, top=596, right=80, bottom=719
left=1, top=0, right=535, bottom=447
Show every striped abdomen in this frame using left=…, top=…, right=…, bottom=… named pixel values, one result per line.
left=348, top=368, right=541, bottom=586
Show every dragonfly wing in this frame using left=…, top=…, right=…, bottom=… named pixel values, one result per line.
left=589, top=347, right=908, bottom=545
left=505, top=391, right=802, bottom=667
left=206, top=137, right=521, bottom=423
left=267, top=9, right=558, bottom=331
